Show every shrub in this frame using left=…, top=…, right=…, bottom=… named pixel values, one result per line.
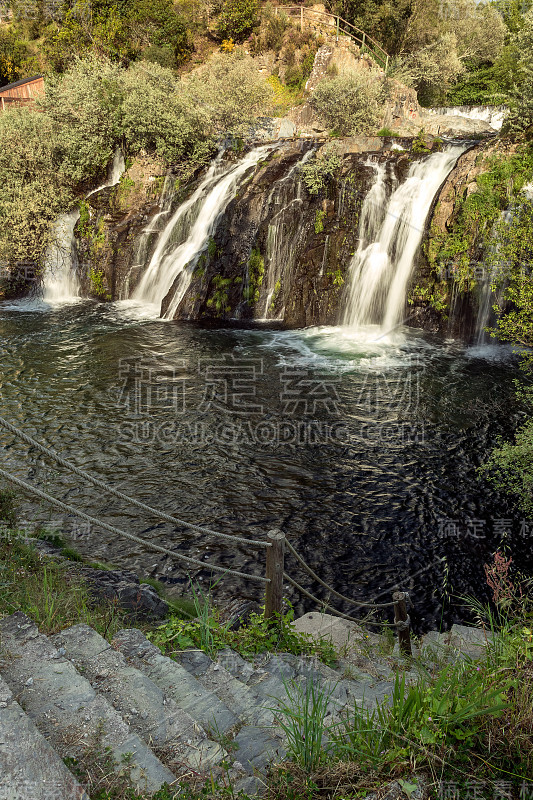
left=309, top=71, right=385, bottom=135
left=215, top=0, right=259, bottom=43
left=299, top=142, right=341, bottom=196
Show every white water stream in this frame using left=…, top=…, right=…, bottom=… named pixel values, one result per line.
left=42, top=148, right=126, bottom=302
left=344, top=145, right=467, bottom=333
left=133, top=145, right=275, bottom=318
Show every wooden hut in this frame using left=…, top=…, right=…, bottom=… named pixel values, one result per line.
left=0, top=76, right=44, bottom=111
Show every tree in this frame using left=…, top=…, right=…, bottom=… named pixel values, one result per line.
left=215, top=0, right=258, bottom=42
left=0, top=28, right=28, bottom=86
left=508, top=9, right=533, bottom=136
left=393, top=33, right=464, bottom=106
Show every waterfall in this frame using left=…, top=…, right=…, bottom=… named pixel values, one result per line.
left=344, top=145, right=466, bottom=333
left=133, top=145, right=275, bottom=318
left=257, top=147, right=315, bottom=320
left=42, top=210, right=81, bottom=303
left=474, top=206, right=515, bottom=344
left=426, top=105, right=509, bottom=131
left=86, top=148, right=126, bottom=197
left=120, top=174, right=175, bottom=299
left=42, top=148, right=126, bottom=302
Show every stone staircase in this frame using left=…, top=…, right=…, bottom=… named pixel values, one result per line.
left=0, top=611, right=492, bottom=799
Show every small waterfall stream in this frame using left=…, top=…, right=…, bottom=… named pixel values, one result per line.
left=42, top=148, right=126, bottom=302
left=133, top=145, right=276, bottom=318
left=426, top=105, right=509, bottom=131
left=42, top=210, right=81, bottom=303
left=344, top=145, right=467, bottom=332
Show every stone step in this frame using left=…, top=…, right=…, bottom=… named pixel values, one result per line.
left=112, top=629, right=238, bottom=736
left=51, top=625, right=226, bottom=776
left=0, top=612, right=176, bottom=794
left=0, top=675, right=88, bottom=800
left=175, top=648, right=275, bottom=727
left=113, top=630, right=286, bottom=774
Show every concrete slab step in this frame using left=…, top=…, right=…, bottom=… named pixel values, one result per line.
left=0, top=675, right=88, bottom=800
left=0, top=612, right=176, bottom=794
left=113, top=630, right=286, bottom=774
left=174, top=649, right=275, bottom=728
left=112, top=629, right=238, bottom=737
left=52, top=625, right=226, bottom=776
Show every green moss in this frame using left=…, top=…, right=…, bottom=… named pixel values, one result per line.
left=315, top=209, right=326, bottom=234
left=244, top=246, right=265, bottom=305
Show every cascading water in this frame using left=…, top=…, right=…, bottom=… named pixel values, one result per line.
left=133, top=146, right=275, bottom=318
left=42, top=210, right=81, bottom=302
left=426, top=105, right=509, bottom=131
left=120, top=174, right=175, bottom=299
left=86, top=148, right=126, bottom=197
left=42, top=148, right=126, bottom=302
left=344, top=145, right=467, bottom=333
left=257, top=147, right=315, bottom=319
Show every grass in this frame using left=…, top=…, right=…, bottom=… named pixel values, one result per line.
left=0, top=526, right=128, bottom=638
left=148, top=585, right=339, bottom=667
left=265, top=554, right=533, bottom=800
left=376, top=127, right=400, bottom=137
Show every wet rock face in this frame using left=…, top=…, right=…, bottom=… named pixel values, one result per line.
left=167, top=142, right=410, bottom=328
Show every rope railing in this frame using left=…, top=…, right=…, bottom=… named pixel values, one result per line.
left=285, top=539, right=396, bottom=609
left=273, top=6, right=390, bottom=71
left=0, top=415, right=270, bottom=550
left=0, top=413, right=413, bottom=653
left=0, top=467, right=270, bottom=584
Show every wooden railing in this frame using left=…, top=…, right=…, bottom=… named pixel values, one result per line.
left=274, top=6, right=390, bottom=71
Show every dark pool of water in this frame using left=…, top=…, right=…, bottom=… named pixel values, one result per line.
left=0, top=298, right=530, bottom=632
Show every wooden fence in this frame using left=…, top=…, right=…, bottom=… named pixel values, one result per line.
left=274, top=6, right=389, bottom=72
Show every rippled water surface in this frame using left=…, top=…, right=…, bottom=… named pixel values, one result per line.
left=0, top=299, right=530, bottom=631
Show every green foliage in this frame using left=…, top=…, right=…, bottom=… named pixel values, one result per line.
left=244, top=246, right=264, bottom=304
left=428, top=146, right=533, bottom=294
left=0, top=27, right=28, bottom=86
left=309, top=71, right=385, bottom=135
left=149, top=597, right=338, bottom=665
left=331, top=665, right=510, bottom=770
left=314, top=209, right=325, bottom=234
left=0, top=486, right=17, bottom=528
left=506, top=9, right=533, bottom=136
left=88, top=266, right=111, bottom=299
left=0, top=527, right=126, bottom=637
left=411, top=129, right=431, bottom=153
left=299, top=143, right=341, bottom=197
left=376, top=127, right=400, bottom=137
left=273, top=679, right=333, bottom=771
left=0, top=55, right=272, bottom=270
left=215, top=0, right=258, bottom=42
left=42, top=0, right=192, bottom=71
left=206, top=274, right=232, bottom=314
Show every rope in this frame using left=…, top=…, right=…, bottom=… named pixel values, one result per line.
left=395, top=616, right=411, bottom=631
left=0, top=415, right=270, bottom=550
left=283, top=573, right=397, bottom=627
left=285, top=540, right=396, bottom=609
left=0, top=467, right=269, bottom=585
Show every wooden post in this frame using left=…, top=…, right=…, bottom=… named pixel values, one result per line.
left=265, top=529, right=285, bottom=620
left=300, top=5, right=304, bottom=30
left=385, top=54, right=389, bottom=72
left=336, top=15, right=339, bottom=40
left=393, top=591, right=412, bottom=656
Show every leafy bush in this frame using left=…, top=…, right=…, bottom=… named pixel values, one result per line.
left=215, top=0, right=259, bottom=42
left=309, top=71, right=385, bottom=135
left=0, top=54, right=273, bottom=269
left=298, top=143, right=341, bottom=196
left=149, top=593, right=338, bottom=665
left=0, top=27, right=28, bottom=86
